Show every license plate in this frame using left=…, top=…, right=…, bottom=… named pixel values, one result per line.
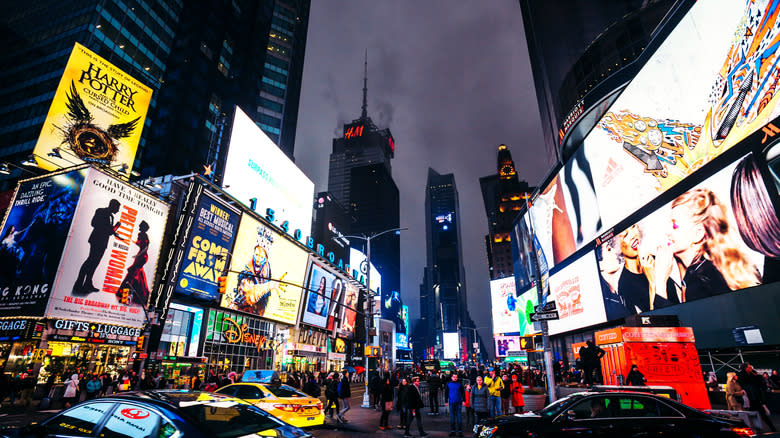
left=307, top=417, right=315, bottom=420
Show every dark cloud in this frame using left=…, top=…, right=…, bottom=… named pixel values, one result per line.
left=294, top=1, right=552, bottom=354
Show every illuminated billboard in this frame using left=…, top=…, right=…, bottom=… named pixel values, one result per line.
left=222, top=107, right=315, bottom=238
left=301, top=258, right=339, bottom=329
left=443, top=332, right=459, bottom=359
left=337, top=281, right=359, bottom=338
left=33, top=43, right=152, bottom=176
left=528, top=0, right=780, bottom=269
left=0, top=169, right=87, bottom=317
left=395, top=304, right=410, bottom=349
left=174, top=192, right=240, bottom=302
left=597, top=152, right=772, bottom=321
left=547, top=252, right=607, bottom=336
left=490, top=277, right=520, bottom=335
left=495, top=335, right=521, bottom=358
left=517, top=286, right=540, bottom=337
left=349, top=247, right=381, bottom=293
left=220, top=214, right=308, bottom=325
left=47, top=168, right=169, bottom=327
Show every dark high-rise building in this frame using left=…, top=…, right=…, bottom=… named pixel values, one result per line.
left=480, top=144, right=534, bottom=280
left=142, top=0, right=310, bottom=178
left=311, top=191, right=353, bottom=265
left=326, top=58, right=400, bottom=298
left=0, top=0, right=182, bottom=185
left=420, top=168, right=475, bottom=360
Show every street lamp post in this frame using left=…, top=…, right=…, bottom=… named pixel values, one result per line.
left=340, top=226, right=407, bottom=409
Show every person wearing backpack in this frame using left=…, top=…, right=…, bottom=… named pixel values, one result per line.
left=85, top=375, right=102, bottom=400
left=338, top=372, right=352, bottom=423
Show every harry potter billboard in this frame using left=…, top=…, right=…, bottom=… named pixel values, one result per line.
left=46, top=168, right=169, bottom=327
left=32, top=43, right=152, bottom=176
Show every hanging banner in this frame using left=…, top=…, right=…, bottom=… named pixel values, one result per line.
left=0, top=169, right=87, bottom=317
left=33, top=43, right=152, bottom=176
left=47, top=168, right=169, bottom=327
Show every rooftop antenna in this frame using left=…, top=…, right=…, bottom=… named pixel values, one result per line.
left=361, top=49, right=368, bottom=119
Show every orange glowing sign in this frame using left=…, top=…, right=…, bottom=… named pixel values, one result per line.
left=344, top=124, right=364, bottom=139
left=595, top=327, right=695, bottom=345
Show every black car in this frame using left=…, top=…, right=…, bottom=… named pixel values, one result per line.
left=473, top=391, right=755, bottom=437
left=0, top=390, right=312, bottom=438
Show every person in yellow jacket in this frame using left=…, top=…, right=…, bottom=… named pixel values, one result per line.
left=483, top=368, right=504, bottom=417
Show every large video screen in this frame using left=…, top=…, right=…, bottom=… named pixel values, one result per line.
left=510, top=213, right=537, bottom=291
left=174, top=192, right=240, bottom=302
left=349, top=247, right=381, bottom=293
left=48, top=168, right=169, bottom=327
left=337, top=281, right=359, bottom=338
left=517, top=286, right=540, bottom=337
left=222, top=107, right=315, bottom=238
left=490, top=277, right=520, bottom=335
left=301, top=258, right=338, bottom=329
left=494, top=335, right=521, bottom=358
left=547, top=252, right=607, bottom=336
left=443, top=332, right=459, bottom=359
left=395, top=304, right=410, bottom=348
left=0, top=169, right=87, bottom=317
left=220, top=214, right=308, bottom=325
left=597, top=152, right=774, bottom=321
left=529, top=0, right=780, bottom=269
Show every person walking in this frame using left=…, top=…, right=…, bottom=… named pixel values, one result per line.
left=485, top=368, right=504, bottom=418
left=470, top=376, right=490, bottom=422
left=500, top=374, right=511, bottom=414
left=738, top=363, right=776, bottom=431
left=324, top=373, right=340, bottom=421
left=398, top=377, right=410, bottom=429
left=726, top=372, right=745, bottom=411
left=338, top=372, right=351, bottom=423
left=404, top=377, right=428, bottom=437
left=428, top=370, right=442, bottom=415
left=379, top=376, right=395, bottom=430
left=463, top=382, right=474, bottom=427
left=626, top=364, right=647, bottom=386
left=510, top=374, right=525, bottom=414
left=63, top=373, right=79, bottom=408
left=446, top=373, right=465, bottom=437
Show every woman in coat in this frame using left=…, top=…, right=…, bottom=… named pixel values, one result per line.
left=379, top=376, right=395, bottom=430
left=470, top=376, right=490, bottom=421
left=397, top=377, right=410, bottom=428
left=726, top=372, right=745, bottom=411
left=510, top=374, right=525, bottom=414
left=63, top=374, right=79, bottom=408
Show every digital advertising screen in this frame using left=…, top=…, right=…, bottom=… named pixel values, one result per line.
left=220, top=214, right=308, bottom=325
left=222, top=108, right=315, bottom=238
left=517, top=286, right=540, bottom=337
left=597, top=152, right=773, bottom=321
left=349, top=247, right=381, bottom=294
left=395, top=304, right=410, bottom=349
left=381, top=290, right=405, bottom=334
left=547, top=252, right=607, bottom=336
left=174, top=192, right=240, bottom=302
left=32, top=43, right=152, bottom=176
left=301, top=258, right=337, bottom=329
left=494, top=335, right=521, bottom=358
left=490, top=277, right=520, bottom=335
left=511, top=213, right=536, bottom=291
left=48, top=168, right=169, bottom=327
left=529, top=1, right=780, bottom=269
left=0, top=169, right=87, bottom=317
left=337, top=281, right=359, bottom=338
left=443, top=332, right=459, bottom=359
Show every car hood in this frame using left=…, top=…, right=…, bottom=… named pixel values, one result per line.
left=479, top=412, right=544, bottom=427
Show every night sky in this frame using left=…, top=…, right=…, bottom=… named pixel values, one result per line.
left=293, top=1, right=554, bottom=355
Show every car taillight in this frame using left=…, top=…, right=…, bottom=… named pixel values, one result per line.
left=273, top=404, right=300, bottom=412
left=724, top=427, right=755, bottom=437
left=316, top=402, right=322, bottom=411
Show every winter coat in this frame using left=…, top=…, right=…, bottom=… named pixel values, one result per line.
left=397, top=384, right=410, bottom=410
left=428, top=373, right=442, bottom=391
left=447, top=381, right=465, bottom=404
left=500, top=379, right=511, bottom=399
left=726, top=380, right=745, bottom=410
left=485, top=376, right=504, bottom=397
left=64, top=375, right=79, bottom=398
left=511, top=381, right=525, bottom=407
left=470, top=384, right=490, bottom=413
left=407, top=384, right=425, bottom=409
left=303, top=380, right=321, bottom=398
left=325, top=379, right=339, bottom=399
left=86, top=379, right=102, bottom=394
left=338, top=378, right=351, bottom=398
left=381, top=382, right=394, bottom=403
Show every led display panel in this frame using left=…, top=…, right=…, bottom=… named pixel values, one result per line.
left=220, top=214, right=308, bottom=325
left=597, top=152, right=773, bottom=321
left=547, top=252, right=607, bottom=336
left=222, top=108, right=315, bottom=238
left=528, top=1, right=780, bottom=269
left=517, top=286, right=540, bottom=337
left=349, top=247, right=381, bottom=293
left=490, top=277, right=520, bottom=335
left=48, top=168, right=169, bottom=327
left=443, top=332, right=459, bottom=359
left=0, top=169, right=87, bottom=317
left=337, top=281, right=359, bottom=338
left=395, top=304, right=410, bottom=348
left=494, top=335, right=521, bottom=358
left=32, top=43, right=152, bottom=176
left=301, top=258, right=338, bottom=329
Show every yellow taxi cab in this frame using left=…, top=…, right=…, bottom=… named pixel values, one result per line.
left=215, top=382, right=324, bottom=428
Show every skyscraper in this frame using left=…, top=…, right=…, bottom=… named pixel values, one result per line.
left=326, top=56, right=400, bottom=298
left=0, top=0, right=181, bottom=186
left=420, top=168, right=472, bottom=360
left=480, top=144, right=534, bottom=280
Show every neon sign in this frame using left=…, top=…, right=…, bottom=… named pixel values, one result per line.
left=344, top=124, right=364, bottom=139
left=222, top=317, right=271, bottom=351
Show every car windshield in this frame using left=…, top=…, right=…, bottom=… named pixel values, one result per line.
left=264, top=384, right=308, bottom=398
left=539, top=394, right=581, bottom=417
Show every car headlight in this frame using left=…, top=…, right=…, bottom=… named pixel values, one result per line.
left=479, top=426, right=497, bottom=438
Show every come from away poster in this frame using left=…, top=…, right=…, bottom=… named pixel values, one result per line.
left=174, top=193, right=240, bottom=301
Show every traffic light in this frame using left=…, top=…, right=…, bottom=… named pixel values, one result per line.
left=218, top=276, right=228, bottom=294
left=521, top=336, right=534, bottom=351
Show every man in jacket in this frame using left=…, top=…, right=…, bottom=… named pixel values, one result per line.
left=446, top=373, right=465, bottom=437
left=484, top=368, right=504, bottom=418
left=738, top=363, right=776, bottom=432
left=404, top=377, right=429, bottom=438
left=338, top=372, right=352, bottom=423
left=428, top=371, right=442, bottom=415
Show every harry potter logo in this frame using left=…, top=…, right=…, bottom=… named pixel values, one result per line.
left=222, top=317, right=270, bottom=351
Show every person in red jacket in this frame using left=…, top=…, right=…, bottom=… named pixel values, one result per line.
left=510, top=374, right=525, bottom=414
left=464, top=383, right=474, bottom=427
